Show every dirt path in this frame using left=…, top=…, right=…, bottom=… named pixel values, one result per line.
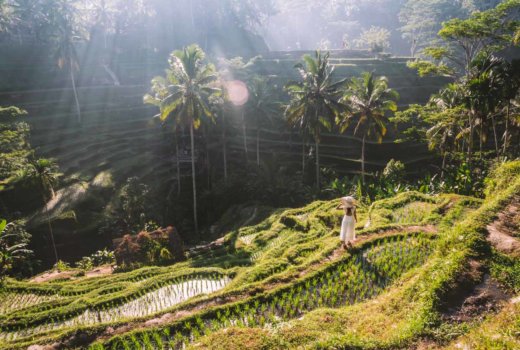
left=29, top=265, right=113, bottom=283
left=486, top=195, right=520, bottom=257
left=411, top=196, right=519, bottom=350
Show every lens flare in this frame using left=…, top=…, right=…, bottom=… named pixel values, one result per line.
left=225, top=80, right=249, bottom=106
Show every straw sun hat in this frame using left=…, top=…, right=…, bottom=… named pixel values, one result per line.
left=341, top=196, right=357, bottom=208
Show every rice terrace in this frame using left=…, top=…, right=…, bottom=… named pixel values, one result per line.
left=0, top=1, right=520, bottom=349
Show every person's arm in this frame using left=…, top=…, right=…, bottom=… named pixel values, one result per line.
left=336, top=203, right=343, bottom=210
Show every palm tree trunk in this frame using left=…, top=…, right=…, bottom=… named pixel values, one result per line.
left=468, top=113, right=474, bottom=168
left=204, top=126, right=211, bottom=190
left=315, top=140, right=320, bottom=190
left=190, top=123, right=198, bottom=236
left=479, top=119, right=483, bottom=157
left=441, top=151, right=447, bottom=179
left=70, top=61, right=81, bottom=124
left=491, top=114, right=499, bottom=158
left=503, top=103, right=510, bottom=155
left=222, top=113, right=228, bottom=182
left=43, top=197, right=58, bottom=264
left=256, top=124, right=260, bottom=166
left=361, top=134, right=366, bottom=184
left=242, top=110, right=248, bottom=157
left=302, top=139, right=306, bottom=176
left=175, top=136, right=181, bottom=196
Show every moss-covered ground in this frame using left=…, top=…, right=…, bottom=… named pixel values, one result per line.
left=1, top=162, right=519, bottom=349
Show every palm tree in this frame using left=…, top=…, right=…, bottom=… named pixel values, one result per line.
left=144, top=44, right=219, bottom=235
left=51, top=0, right=86, bottom=124
left=209, top=86, right=231, bottom=182
left=285, top=51, right=349, bottom=190
left=218, top=56, right=258, bottom=158
left=247, top=77, right=281, bottom=166
left=30, top=158, right=60, bottom=264
left=338, top=72, right=399, bottom=183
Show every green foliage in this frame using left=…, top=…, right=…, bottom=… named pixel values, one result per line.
left=484, top=160, right=520, bottom=196
left=99, top=177, right=155, bottom=237
left=0, top=106, right=31, bottom=192
left=285, top=50, right=349, bottom=188
left=0, top=220, right=32, bottom=282
left=382, top=159, right=406, bottom=184
left=354, top=26, right=391, bottom=53
left=490, top=252, right=520, bottom=293
left=76, top=249, right=115, bottom=271
left=423, top=0, right=520, bottom=75
left=53, top=260, right=71, bottom=273
left=407, top=59, right=453, bottom=77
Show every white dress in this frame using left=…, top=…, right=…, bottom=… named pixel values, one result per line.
left=340, top=208, right=356, bottom=243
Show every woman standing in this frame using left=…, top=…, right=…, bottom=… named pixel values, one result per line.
left=337, top=196, right=358, bottom=249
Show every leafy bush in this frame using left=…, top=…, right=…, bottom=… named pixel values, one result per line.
left=485, top=160, right=520, bottom=196
left=382, top=159, right=406, bottom=183
left=0, top=219, right=32, bottom=281
left=53, top=260, right=71, bottom=272
left=114, top=226, right=185, bottom=269
left=76, top=249, right=115, bottom=271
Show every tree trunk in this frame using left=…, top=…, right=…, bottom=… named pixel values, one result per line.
left=315, top=140, right=320, bottom=190
left=441, top=151, right=447, bottom=179
left=190, top=124, right=198, bottom=236
left=302, top=139, right=306, bottom=176
left=256, top=124, right=260, bottom=167
left=175, top=136, right=181, bottom=196
left=491, top=114, right=499, bottom=158
left=242, top=110, right=248, bottom=157
left=361, top=134, right=366, bottom=184
left=222, top=113, right=228, bottom=182
left=468, top=113, right=474, bottom=168
left=479, top=118, right=483, bottom=157
left=70, top=61, right=81, bottom=124
left=203, top=126, right=211, bottom=190
left=43, top=197, right=59, bottom=264
left=503, top=103, right=510, bottom=155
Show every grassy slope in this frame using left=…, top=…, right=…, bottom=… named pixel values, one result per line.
left=191, top=163, right=520, bottom=350
left=1, top=162, right=519, bottom=349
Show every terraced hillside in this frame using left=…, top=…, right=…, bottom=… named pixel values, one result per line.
left=2, top=160, right=519, bottom=350
left=1, top=53, right=450, bottom=186
left=0, top=52, right=453, bottom=264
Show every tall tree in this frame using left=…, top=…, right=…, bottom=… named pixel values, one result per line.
left=29, top=158, right=60, bottom=264
left=144, top=45, right=219, bottom=235
left=50, top=0, right=87, bottom=123
left=338, top=72, right=399, bottom=183
left=246, top=77, right=280, bottom=166
left=285, top=51, right=348, bottom=190
left=217, top=56, right=258, bottom=158
left=414, top=0, right=520, bottom=77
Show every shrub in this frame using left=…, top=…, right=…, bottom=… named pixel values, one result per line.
left=76, top=249, right=115, bottom=270
left=383, top=159, right=406, bottom=184
left=114, top=226, right=185, bottom=269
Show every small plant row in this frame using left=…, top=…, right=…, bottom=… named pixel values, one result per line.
left=0, top=292, right=59, bottom=316
left=391, top=202, right=437, bottom=224
left=238, top=233, right=258, bottom=246
left=91, top=233, right=435, bottom=350
left=2, top=267, right=231, bottom=326
left=0, top=275, right=232, bottom=342
left=250, top=235, right=286, bottom=262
